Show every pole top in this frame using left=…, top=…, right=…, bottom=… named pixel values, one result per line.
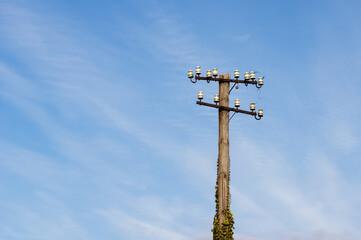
left=219, top=73, right=230, bottom=79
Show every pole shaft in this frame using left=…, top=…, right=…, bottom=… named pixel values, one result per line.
left=218, top=73, right=230, bottom=228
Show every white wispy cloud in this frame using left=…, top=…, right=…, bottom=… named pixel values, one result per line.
left=280, top=229, right=356, bottom=240
left=99, top=209, right=190, bottom=240
left=0, top=142, right=90, bottom=240
left=228, top=132, right=360, bottom=237
left=0, top=3, right=217, bottom=239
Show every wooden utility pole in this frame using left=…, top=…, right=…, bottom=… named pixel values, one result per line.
left=187, top=67, right=264, bottom=239
left=218, top=73, right=230, bottom=227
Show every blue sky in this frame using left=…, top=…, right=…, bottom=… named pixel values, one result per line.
left=1, top=0, right=360, bottom=239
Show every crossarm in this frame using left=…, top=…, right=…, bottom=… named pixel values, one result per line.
left=196, top=101, right=256, bottom=116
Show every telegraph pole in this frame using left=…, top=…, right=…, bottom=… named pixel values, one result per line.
left=218, top=73, right=230, bottom=228
left=188, top=67, right=264, bottom=239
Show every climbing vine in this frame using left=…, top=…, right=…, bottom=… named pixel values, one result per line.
left=211, top=157, right=234, bottom=239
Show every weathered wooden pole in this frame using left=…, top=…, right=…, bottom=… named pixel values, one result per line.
left=217, top=73, right=230, bottom=229
left=188, top=67, right=264, bottom=239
